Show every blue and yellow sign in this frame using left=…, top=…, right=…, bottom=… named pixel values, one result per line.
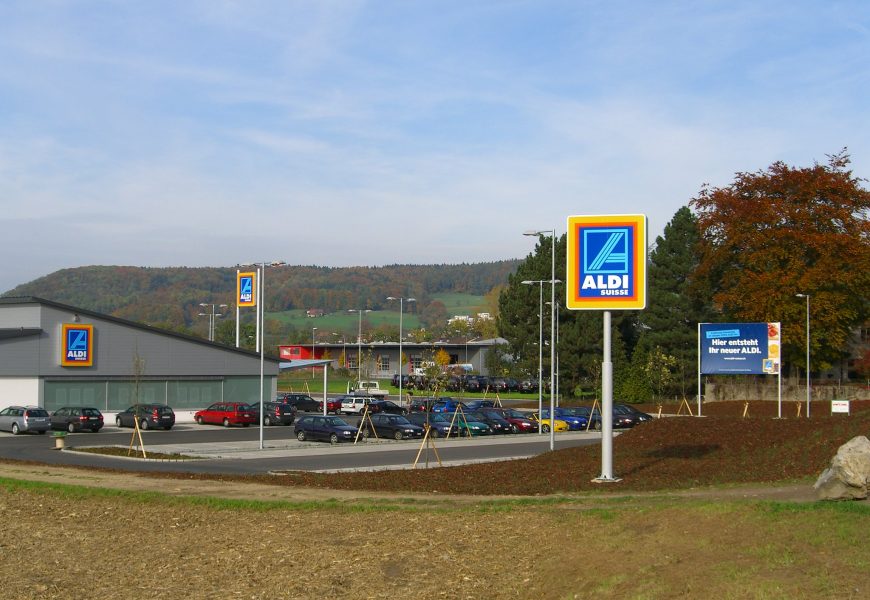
left=237, top=271, right=257, bottom=307
left=61, top=324, right=94, bottom=367
left=566, top=214, right=647, bottom=310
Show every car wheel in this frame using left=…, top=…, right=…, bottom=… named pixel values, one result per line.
left=223, top=418, right=230, bottom=427
left=10, top=423, right=19, bottom=435
left=593, top=421, right=602, bottom=431
left=297, top=431, right=306, bottom=441
left=429, top=428, right=439, bottom=438
left=394, top=430, right=404, bottom=441
left=511, top=425, right=519, bottom=434
left=92, top=427, right=100, bottom=433
left=195, top=416, right=204, bottom=425
left=264, top=416, right=272, bottom=426
left=39, top=430, right=46, bottom=435
left=140, top=419, right=149, bottom=430
left=542, top=424, right=550, bottom=433
left=329, top=433, right=339, bottom=444
left=68, top=422, right=76, bottom=434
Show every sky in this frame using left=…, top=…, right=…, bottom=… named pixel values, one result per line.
left=1, top=1, right=868, bottom=293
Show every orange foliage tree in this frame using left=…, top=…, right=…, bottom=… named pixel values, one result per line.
left=691, top=149, right=870, bottom=373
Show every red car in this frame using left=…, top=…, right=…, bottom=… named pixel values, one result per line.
left=194, top=402, right=256, bottom=427
left=317, top=398, right=343, bottom=414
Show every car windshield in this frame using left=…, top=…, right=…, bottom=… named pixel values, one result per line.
left=560, top=408, right=585, bottom=416
left=324, top=417, right=347, bottom=427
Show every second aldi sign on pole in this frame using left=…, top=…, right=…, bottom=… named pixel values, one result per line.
left=566, top=214, right=647, bottom=310
left=566, top=214, right=647, bottom=484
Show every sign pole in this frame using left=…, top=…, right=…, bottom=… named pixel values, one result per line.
left=697, top=323, right=702, bottom=417
left=598, top=310, right=617, bottom=481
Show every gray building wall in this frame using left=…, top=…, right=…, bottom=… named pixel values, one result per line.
left=0, top=298, right=278, bottom=411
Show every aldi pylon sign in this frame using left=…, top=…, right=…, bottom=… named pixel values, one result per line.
left=566, top=214, right=647, bottom=310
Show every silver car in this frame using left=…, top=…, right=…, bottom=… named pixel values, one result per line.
left=0, top=405, right=51, bottom=434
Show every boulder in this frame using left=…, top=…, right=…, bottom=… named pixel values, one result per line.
left=814, top=436, right=870, bottom=500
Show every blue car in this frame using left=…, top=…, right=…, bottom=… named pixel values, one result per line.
left=541, top=408, right=588, bottom=430
left=431, top=398, right=468, bottom=413
left=464, top=400, right=496, bottom=411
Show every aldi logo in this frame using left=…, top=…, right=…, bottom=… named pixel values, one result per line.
left=567, top=214, right=647, bottom=310
left=237, top=271, right=257, bottom=307
left=61, top=324, right=94, bottom=367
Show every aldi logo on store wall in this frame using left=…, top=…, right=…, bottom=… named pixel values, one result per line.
left=61, top=324, right=94, bottom=367
left=566, top=214, right=647, bottom=310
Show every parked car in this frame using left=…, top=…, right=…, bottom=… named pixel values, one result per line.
left=529, top=412, right=569, bottom=433
left=449, top=413, right=492, bottom=437
left=489, top=378, right=509, bottom=392
left=280, top=394, right=320, bottom=412
left=615, top=403, right=654, bottom=423
left=468, top=410, right=512, bottom=434
left=50, top=406, right=104, bottom=433
left=364, top=414, right=424, bottom=440
left=431, top=398, right=468, bottom=414
left=194, top=402, right=256, bottom=427
left=544, top=408, right=588, bottom=430
left=406, top=412, right=460, bottom=438
left=367, top=400, right=408, bottom=415
left=318, top=397, right=343, bottom=414
left=390, top=374, right=410, bottom=388
left=572, top=406, right=602, bottom=430
left=248, top=401, right=297, bottom=426
left=294, top=415, right=361, bottom=443
left=462, top=376, right=482, bottom=393
left=340, top=395, right=376, bottom=415
left=586, top=406, right=638, bottom=429
left=0, top=406, right=50, bottom=435
left=115, top=404, right=175, bottom=430
left=494, top=408, right=539, bottom=433
left=408, top=397, right=438, bottom=412
left=464, top=399, right=496, bottom=411
left=518, top=379, right=539, bottom=393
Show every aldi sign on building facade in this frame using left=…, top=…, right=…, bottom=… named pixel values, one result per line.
left=566, top=214, right=647, bottom=310
left=61, top=323, right=94, bottom=367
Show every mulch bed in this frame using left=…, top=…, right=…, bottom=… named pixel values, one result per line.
left=169, top=402, right=869, bottom=496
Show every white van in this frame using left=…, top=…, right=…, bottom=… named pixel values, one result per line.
left=340, top=396, right=374, bottom=415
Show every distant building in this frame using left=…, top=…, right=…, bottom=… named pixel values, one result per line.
left=306, top=309, right=325, bottom=318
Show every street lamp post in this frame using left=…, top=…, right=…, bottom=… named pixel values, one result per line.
left=311, top=327, right=318, bottom=377
left=349, top=309, right=371, bottom=384
left=524, top=229, right=558, bottom=451
left=240, top=261, right=285, bottom=450
left=387, top=297, right=416, bottom=407
left=522, top=280, right=545, bottom=434
left=796, top=293, right=811, bottom=417
left=197, top=303, right=227, bottom=341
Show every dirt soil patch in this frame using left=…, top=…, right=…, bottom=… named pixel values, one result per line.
left=2, top=403, right=870, bottom=599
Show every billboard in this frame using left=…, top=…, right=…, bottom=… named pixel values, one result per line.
left=237, top=271, right=257, bottom=307
left=566, top=214, right=647, bottom=310
left=61, top=324, right=94, bottom=367
left=700, top=322, right=781, bottom=375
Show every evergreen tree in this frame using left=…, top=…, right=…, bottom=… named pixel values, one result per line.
left=639, top=206, right=714, bottom=397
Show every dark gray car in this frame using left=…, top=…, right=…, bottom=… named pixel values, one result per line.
left=0, top=406, right=50, bottom=434
left=50, top=406, right=104, bottom=433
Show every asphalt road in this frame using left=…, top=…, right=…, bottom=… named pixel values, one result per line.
left=0, top=418, right=603, bottom=475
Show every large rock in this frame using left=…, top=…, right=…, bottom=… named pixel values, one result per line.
left=814, top=436, right=870, bottom=500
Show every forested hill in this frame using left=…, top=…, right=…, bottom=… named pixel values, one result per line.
left=3, top=262, right=519, bottom=327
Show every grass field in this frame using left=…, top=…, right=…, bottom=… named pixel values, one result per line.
left=265, top=292, right=486, bottom=333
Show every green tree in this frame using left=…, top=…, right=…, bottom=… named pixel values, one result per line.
left=639, top=206, right=714, bottom=396
left=691, top=150, right=870, bottom=373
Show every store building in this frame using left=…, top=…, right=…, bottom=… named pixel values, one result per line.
left=0, top=297, right=278, bottom=413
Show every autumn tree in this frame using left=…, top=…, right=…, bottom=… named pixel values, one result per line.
left=691, top=150, right=870, bottom=373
